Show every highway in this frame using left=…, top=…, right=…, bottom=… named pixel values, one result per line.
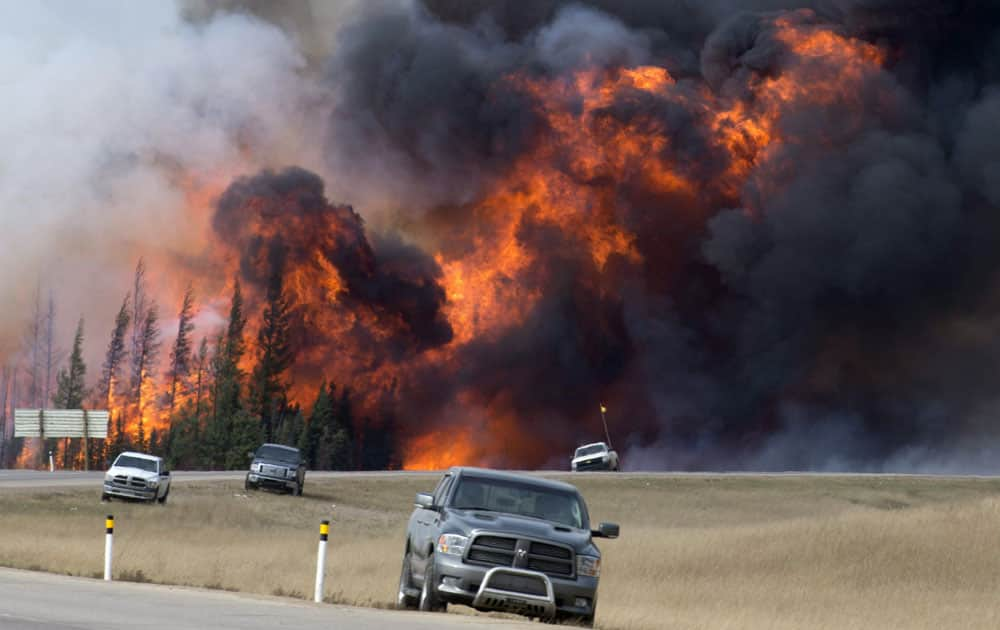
left=0, top=568, right=535, bottom=630
left=0, top=469, right=438, bottom=488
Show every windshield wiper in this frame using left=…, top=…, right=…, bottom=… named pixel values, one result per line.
left=457, top=505, right=499, bottom=512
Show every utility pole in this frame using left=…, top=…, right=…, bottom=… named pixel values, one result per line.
left=600, top=403, right=613, bottom=449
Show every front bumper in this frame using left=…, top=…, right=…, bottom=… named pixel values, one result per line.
left=571, top=457, right=613, bottom=471
left=432, top=553, right=598, bottom=618
left=246, top=472, right=297, bottom=490
left=103, top=482, right=157, bottom=501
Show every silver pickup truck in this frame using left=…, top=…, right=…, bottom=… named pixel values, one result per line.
left=397, top=467, right=618, bottom=627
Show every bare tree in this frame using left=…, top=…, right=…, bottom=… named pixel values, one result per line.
left=0, top=366, right=11, bottom=467
left=128, top=259, right=148, bottom=401
left=132, top=304, right=161, bottom=452
left=25, top=284, right=43, bottom=408
left=42, top=292, right=62, bottom=410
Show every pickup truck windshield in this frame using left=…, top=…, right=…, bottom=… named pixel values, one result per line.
left=256, top=445, right=300, bottom=463
left=451, top=476, right=585, bottom=529
left=575, top=444, right=606, bottom=457
left=114, top=455, right=157, bottom=472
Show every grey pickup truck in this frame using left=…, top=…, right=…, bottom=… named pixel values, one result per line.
left=397, top=467, right=619, bottom=627
left=245, top=443, right=306, bottom=495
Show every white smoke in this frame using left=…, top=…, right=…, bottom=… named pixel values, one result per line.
left=0, top=0, right=329, bottom=361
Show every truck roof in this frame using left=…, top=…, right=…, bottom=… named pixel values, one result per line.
left=447, top=466, right=581, bottom=494
left=575, top=442, right=609, bottom=450
left=260, top=443, right=299, bottom=452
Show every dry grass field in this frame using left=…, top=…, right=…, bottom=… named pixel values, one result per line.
left=1, top=473, right=999, bottom=629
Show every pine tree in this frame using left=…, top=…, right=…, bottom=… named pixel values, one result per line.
left=335, top=387, right=356, bottom=470
left=53, top=319, right=87, bottom=469
left=136, top=418, right=147, bottom=453
left=250, top=265, right=293, bottom=443
left=127, top=259, right=148, bottom=400
left=99, top=295, right=131, bottom=408
left=208, top=279, right=246, bottom=468
left=300, top=384, right=331, bottom=468
left=193, top=337, right=209, bottom=416
left=53, top=319, right=86, bottom=409
left=216, top=278, right=246, bottom=419
left=166, top=285, right=196, bottom=414
left=131, top=304, right=161, bottom=423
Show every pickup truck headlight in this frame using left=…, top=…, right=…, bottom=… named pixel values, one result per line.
left=286, top=468, right=297, bottom=478
left=146, top=479, right=159, bottom=489
left=437, top=534, right=469, bottom=556
left=576, top=555, right=601, bottom=578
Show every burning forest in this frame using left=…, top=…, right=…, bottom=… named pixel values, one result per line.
left=2, top=1, right=1000, bottom=472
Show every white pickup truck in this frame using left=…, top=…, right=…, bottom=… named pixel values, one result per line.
left=102, top=451, right=171, bottom=503
left=570, top=442, right=620, bottom=472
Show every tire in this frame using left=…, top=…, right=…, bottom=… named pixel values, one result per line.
left=101, top=492, right=110, bottom=502
left=418, top=554, right=446, bottom=612
left=295, top=480, right=304, bottom=496
left=157, top=488, right=169, bottom=504
left=397, top=551, right=419, bottom=610
left=554, top=612, right=594, bottom=627
left=244, top=476, right=255, bottom=492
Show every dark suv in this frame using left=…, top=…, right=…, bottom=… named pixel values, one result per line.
left=397, top=467, right=618, bottom=627
left=245, top=443, right=306, bottom=495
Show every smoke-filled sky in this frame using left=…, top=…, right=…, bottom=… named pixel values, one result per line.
left=3, top=0, right=1000, bottom=471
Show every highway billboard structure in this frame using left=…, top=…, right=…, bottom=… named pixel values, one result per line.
left=14, top=409, right=110, bottom=470
left=14, top=409, right=109, bottom=439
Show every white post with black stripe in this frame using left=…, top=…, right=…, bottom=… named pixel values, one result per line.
left=314, top=520, right=329, bottom=603
left=104, top=514, right=114, bottom=581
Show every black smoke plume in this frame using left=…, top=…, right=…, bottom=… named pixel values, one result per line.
left=309, top=0, right=1000, bottom=471
left=214, top=167, right=453, bottom=359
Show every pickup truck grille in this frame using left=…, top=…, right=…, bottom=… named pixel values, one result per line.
left=260, top=464, right=287, bottom=477
left=574, top=458, right=609, bottom=471
left=468, top=534, right=574, bottom=578
left=111, top=475, right=148, bottom=489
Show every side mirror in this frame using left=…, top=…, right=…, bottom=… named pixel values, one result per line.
left=592, top=522, right=620, bottom=539
left=161, top=470, right=170, bottom=477
left=414, top=492, right=435, bottom=509
left=247, top=451, right=255, bottom=460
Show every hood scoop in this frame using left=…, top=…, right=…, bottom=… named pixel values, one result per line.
left=472, top=512, right=497, bottom=521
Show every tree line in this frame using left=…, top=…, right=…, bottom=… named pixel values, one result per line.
left=0, top=259, right=400, bottom=471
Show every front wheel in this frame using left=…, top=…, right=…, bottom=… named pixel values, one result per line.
left=245, top=476, right=256, bottom=492
left=157, top=488, right=169, bottom=504
left=555, top=612, right=595, bottom=628
left=397, top=551, right=419, bottom=610
left=418, top=554, right=446, bottom=612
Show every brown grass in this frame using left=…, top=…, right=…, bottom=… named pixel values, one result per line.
left=1, top=474, right=999, bottom=629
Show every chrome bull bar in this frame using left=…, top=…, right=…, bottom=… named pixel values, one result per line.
left=472, top=567, right=556, bottom=619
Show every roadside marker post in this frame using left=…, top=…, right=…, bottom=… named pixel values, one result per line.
left=104, top=515, right=114, bottom=581
left=314, top=520, right=329, bottom=603
left=48, top=450, right=54, bottom=472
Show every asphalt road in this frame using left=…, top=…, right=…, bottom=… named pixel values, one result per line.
left=0, top=568, right=535, bottom=630
left=1, top=468, right=996, bottom=490
left=0, top=469, right=437, bottom=488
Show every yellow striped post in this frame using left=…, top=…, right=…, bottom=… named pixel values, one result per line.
left=104, top=514, right=114, bottom=581
left=314, top=520, right=330, bottom=603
